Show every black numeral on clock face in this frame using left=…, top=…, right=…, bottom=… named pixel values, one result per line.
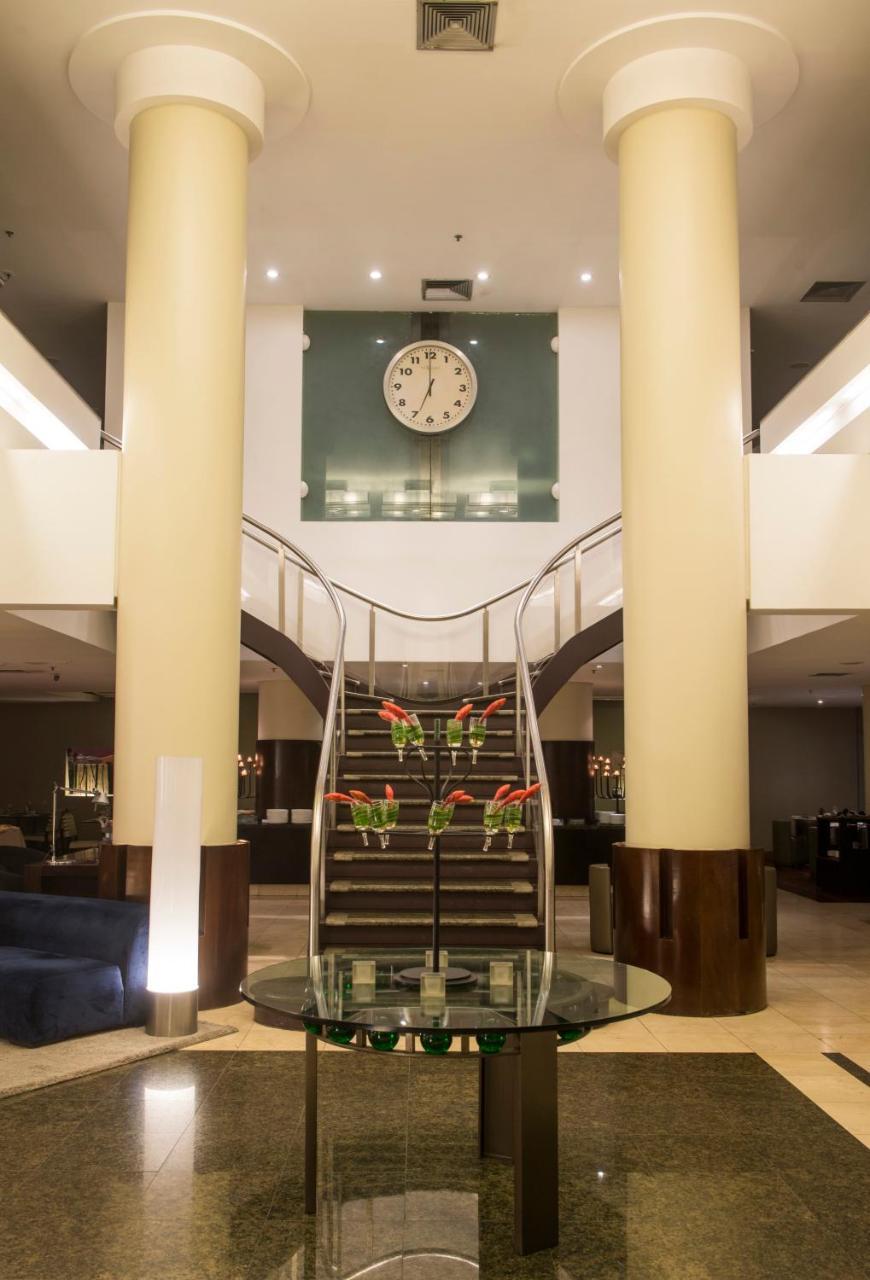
left=426, top=416, right=434, bottom=425
left=393, top=383, right=401, bottom=390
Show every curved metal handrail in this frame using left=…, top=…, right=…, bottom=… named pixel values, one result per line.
left=242, top=515, right=346, bottom=956
left=514, top=514, right=623, bottom=950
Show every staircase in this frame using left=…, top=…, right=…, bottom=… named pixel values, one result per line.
left=238, top=510, right=627, bottom=957
left=321, top=696, right=545, bottom=948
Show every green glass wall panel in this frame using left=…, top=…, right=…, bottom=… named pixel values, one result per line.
left=301, top=311, right=557, bottom=521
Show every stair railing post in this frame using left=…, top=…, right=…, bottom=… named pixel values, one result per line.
left=297, top=567, right=305, bottom=647
left=340, top=658, right=346, bottom=756
left=515, top=658, right=522, bottom=755
left=553, top=567, right=561, bottom=653
left=368, top=606, right=376, bottom=696
left=573, top=547, right=582, bottom=637
left=277, top=545, right=286, bottom=635
left=482, top=607, right=490, bottom=695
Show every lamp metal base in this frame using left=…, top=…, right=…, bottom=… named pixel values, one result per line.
left=147, top=990, right=198, bottom=1037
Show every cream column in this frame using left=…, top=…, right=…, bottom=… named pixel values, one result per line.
left=617, top=93, right=749, bottom=850
left=558, top=21, right=798, bottom=1013
left=68, top=20, right=309, bottom=851
left=111, top=53, right=260, bottom=846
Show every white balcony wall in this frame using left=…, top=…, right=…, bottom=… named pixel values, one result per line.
left=0, top=451, right=118, bottom=608
left=747, top=454, right=870, bottom=611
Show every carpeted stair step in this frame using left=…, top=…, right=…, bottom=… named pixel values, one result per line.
left=328, top=826, right=532, bottom=851
left=321, top=911, right=543, bottom=949
left=327, top=850, right=535, bottom=882
left=326, top=879, right=535, bottom=912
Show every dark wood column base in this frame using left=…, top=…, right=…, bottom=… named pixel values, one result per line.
left=613, top=843, right=767, bottom=1017
left=99, top=840, right=250, bottom=1010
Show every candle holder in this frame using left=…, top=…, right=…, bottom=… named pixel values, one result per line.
left=391, top=713, right=481, bottom=989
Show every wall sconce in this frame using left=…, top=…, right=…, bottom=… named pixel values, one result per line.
left=146, top=756, right=202, bottom=1037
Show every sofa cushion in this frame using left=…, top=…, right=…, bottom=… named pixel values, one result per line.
left=0, top=892, right=148, bottom=1023
left=0, top=946, right=124, bottom=1047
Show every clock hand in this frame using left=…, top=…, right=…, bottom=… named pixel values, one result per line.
left=416, top=377, right=435, bottom=412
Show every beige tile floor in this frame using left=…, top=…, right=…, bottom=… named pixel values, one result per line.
left=186, top=883, right=870, bottom=1147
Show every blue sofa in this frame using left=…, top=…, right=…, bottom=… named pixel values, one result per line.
left=0, top=891, right=149, bottom=1047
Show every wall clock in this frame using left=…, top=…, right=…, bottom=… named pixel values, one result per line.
left=383, top=340, right=478, bottom=433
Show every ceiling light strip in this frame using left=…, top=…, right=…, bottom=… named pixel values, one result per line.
left=0, top=364, right=87, bottom=450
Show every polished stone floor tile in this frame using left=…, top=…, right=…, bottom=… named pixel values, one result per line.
left=3, top=1049, right=870, bottom=1278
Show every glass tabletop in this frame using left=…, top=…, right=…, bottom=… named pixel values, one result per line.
left=241, top=948, right=671, bottom=1038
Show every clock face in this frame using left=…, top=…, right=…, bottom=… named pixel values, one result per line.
left=383, top=341, right=477, bottom=433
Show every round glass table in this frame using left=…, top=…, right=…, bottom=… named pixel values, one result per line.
left=242, top=949, right=670, bottom=1256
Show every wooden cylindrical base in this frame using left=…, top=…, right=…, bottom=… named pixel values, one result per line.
left=541, top=741, right=595, bottom=823
left=612, top=844, right=767, bottom=1016
left=99, top=840, right=250, bottom=1010
left=255, top=739, right=319, bottom=820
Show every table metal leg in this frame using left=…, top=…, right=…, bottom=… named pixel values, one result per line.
left=514, top=1031, right=558, bottom=1254
left=478, top=1032, right=559, bottom=1254
left=479, top=1051, right=514, bottom=1162
left=305, top=1033, right=318, bottom=1215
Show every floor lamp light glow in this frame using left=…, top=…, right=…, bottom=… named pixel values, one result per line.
left=146, top=756, right=202, bottom=1037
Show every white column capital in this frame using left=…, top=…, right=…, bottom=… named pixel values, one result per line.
left=558, top=12, right=798, bottom=159
left=603, top=47, right=752, bottom=154
left=115, top=44, right=265, bottom=152
left=69, top=10, right=309, bottom=159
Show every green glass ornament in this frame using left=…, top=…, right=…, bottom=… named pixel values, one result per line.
left=326, top=1023, right=355, bottom=1045
left=558, top=1027, right=589, bottom=1044
left=303, top=1020, right=320, bottom=1036
left=368, top=1029, right=399, bottom=1053
left=420, top=1030, right=453, bottom=1055
left=476, top=1031, right=507, bottom=1056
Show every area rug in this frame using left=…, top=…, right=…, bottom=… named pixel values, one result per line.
left=0, top=1020, right=236, bottom=1098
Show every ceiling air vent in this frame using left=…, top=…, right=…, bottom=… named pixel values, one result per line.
left=808, top=672, right=847, bottom=678
left=801, top=280, right=866, bottom=302
left=417, top=1, right=498, bottom=51
left=421, top=278, right=473, bottom=302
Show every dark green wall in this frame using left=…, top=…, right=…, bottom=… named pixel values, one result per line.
left=301, top=311, right=557, bottom=521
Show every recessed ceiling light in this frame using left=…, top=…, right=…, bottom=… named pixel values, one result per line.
left=376, top=338, right=385, bottom=344
left=369, top=269, right=382, bottom=281
left=477, top=270, right=489, bottom=282
left=817, top=699, right=824, bottom=705
left=580, top=271, right=593, bottom=284
left=266, top=267, right=279, bottom=280
left=470, top=339, right=478, bottom=345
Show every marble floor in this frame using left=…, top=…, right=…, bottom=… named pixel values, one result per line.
left=195, top=885, right=870, bottom=1150
left=2, top=885, right=870, bottom=1279
left=2, top=1044, right=869, bottom=1278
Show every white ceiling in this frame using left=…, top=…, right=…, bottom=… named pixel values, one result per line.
left=1, top=0, right=870, bottom=408
left=0, top=610, right=115, bottom=699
